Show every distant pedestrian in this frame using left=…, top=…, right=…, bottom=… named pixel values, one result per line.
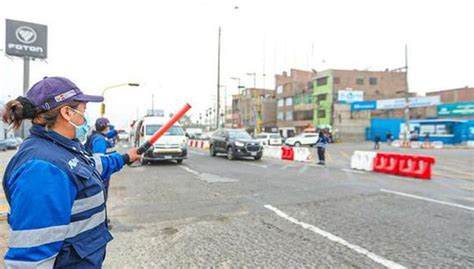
left=374, top=133, right=381, bottom=150
left=424, top=132, right=430, bottom=142
left=316, top=130, right=328, bottom=165
left=386, top=131, right=392, bottom=145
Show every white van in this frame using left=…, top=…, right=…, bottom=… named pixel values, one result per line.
left=133, top=116, right=188, bottom=164
left=254, top=133, right=283, bottom=146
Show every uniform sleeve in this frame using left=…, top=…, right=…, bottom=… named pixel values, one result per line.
left=4, top=160, right=77, bottom=269
left=91, top=153, right=128, bottom=180
left=91, top=137, right=108, bottom=155
left=105, top=129, right=117, bottom=139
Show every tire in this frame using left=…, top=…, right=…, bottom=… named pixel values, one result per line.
left=254, top=154, right=262, bottom=161
left=210, top=145, right=216, bottom=157
left=227, top=147, right=235, bottom=160
left=294, top=142, right=301, bottom=147
left=140, top=157, right=148, bottom=165
left=176, top=159, right=183, bottom=164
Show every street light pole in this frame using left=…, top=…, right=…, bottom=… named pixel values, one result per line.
left=100, top=82, right=140, bottom=117
left=216, top=26, right=222, bottom=130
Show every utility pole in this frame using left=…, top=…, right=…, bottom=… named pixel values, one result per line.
left=403, top=45, right=410, bottom=144
left=216, top=27, right=221, bottom=130
left=151, top=94, right=154, bottom=115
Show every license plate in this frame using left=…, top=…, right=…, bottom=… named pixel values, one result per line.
left=250, top=152, right=257, bottom=156
left=164, top=155, right=172, bottom=159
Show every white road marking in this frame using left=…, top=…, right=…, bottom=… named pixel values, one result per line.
left=380, top=189, right=474, bottom=212
left=265, top=205, right=406, bottom=269
left=239, top=162, right=268, bottom=169
left=189, top=150, right=207, bottom=156
left=179, top=166, right=238, bottom=183
left=298, top=165, right=310, bottom=174
left=180, top=165, right=200, bottom=176
left=341, top=168, right=365, bottom=174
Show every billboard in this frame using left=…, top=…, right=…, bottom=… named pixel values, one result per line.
left=437, top=102, right=474, bottom=117
left=5, top=19, right=48, bottom=59
left=351, top=96, right=441, bottom=111
left=351, top=101, right=376, bottom=111
left=337, top=90, right=363, bottom=103
left=377, top=96, right=441, bottom=110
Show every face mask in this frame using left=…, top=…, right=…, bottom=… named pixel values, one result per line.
left=68, top=108, right=90, bottom=142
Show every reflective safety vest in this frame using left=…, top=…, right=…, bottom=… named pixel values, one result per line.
left=2, top=124, right=127, bottom=268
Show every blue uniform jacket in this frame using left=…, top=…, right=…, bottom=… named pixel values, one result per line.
left=85, top=129, right=117, bottom=156
left=2, top=124, right=129, bottom=268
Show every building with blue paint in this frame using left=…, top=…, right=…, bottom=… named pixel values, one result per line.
left=369, top=118, right=474, bottom=144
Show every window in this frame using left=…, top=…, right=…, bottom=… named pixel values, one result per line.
left=294, top=96, right=301, bottom=105
left=316, top=77, right=328, bottom=86
left=146, top=125, right=184, bottom=136
left=286, top=111, right=293, bottom=120
left=316, top=93, right=327, bottom=102
left=369, top=77, right=378, bottom=85
left=285, top=97, right=293, bottom=106
left=277, top=99, right=284, bottom=107
left=277, top=112, right=284, bottom=120
left=307, top=82, right=314, bottom=89
left=333, top=77, right=340, bottom=84
left=276, top=85, right=283, bottom=94
left=356, top=78, right=364, bottom=85
left=304, top=110, right=313, bottom=120
left=303, top=94, right=313, bottom=104
left=318, top=109, right=326, bottom=118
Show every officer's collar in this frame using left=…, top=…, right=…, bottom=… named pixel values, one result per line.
left=92, top=130, right=107, bottom=137
left=30, top=124, right=85, bottom=153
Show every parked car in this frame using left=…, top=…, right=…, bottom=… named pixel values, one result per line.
left=2, top=137, right=23, bottom=150
left=254, top=133, right=283, bottom=146
left=117, top=130, right=129, bottom=141
left=209, top=129, right=263, bottom=160
left=284, top=132, right=319, bottom=147
left=0, top=140, right=7, bottom=151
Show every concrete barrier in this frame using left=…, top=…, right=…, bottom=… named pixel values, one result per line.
left=293, top=147, right=312, bottom=162
left=263, top=146, right=281, bottom=159
left=351, top=151, right=377, bottom=171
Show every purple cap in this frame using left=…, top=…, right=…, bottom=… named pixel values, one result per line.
left=95, top=117, right=110, bottom=127
left=26, top=76, right=104, bottom=111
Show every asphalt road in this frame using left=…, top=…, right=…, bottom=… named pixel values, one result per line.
left=99, top=143, right=474, bottom=268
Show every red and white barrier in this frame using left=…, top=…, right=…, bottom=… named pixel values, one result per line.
left=188, top=140, right=210, bottom=149
left=351, top=151, right=436, bottom=180
left=263, top=146, right=313, bottom=162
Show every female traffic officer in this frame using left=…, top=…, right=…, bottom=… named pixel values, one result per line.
left=2, top=76, right=140, bottom=268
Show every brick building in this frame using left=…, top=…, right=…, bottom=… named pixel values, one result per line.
left=426, top=86, right=474, bottom=103
left=231, top=88, right=276, bottom=133
left=275, top=69, right=314, bottom=135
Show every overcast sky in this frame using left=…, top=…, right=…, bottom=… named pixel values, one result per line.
left=1, top=0, right=473, bottom=129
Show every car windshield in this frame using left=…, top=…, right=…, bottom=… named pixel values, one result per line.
left=270, top=134, right=281, bottom=139
left=146, top=125, right=184, bottom=136
left=229, top=131, right=251, bottom=139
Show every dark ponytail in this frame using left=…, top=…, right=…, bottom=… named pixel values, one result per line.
left=2, top=97, right=39, bottom=130
left=2, top=96, right=81, bottom=130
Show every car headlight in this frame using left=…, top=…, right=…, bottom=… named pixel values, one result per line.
left=235, top=141, right=245, bottom=147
